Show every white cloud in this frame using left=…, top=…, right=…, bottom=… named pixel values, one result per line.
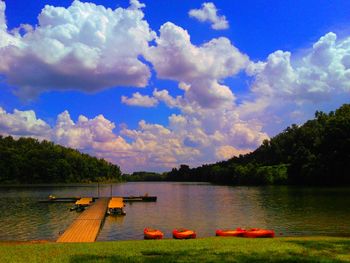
left=216, top=145, right=250, bottom=160
left=248, top=32, right=350, bottom=101
left=243, top=32, right=350, bottom=127
left=153, top=89, right=181, bottom=108
left=0, top=107, right=50, bottom=138
left=147, top=23, right=247, bottom=82
left=146, top=22, right=248, bottom=108
left=129, top=0, right=145, bottom=10
left=0, top=1, right=6, bottom=30
left=0, top=0, right=155, bottom=98
left=189, top=2, right=229, bottom=30
left=0, top=2, right=20, bottom=49
left=185, top=78, right=235, bottom=108
left=121, top=92, right=158, bottom=107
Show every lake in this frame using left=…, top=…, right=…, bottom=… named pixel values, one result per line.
left=0, top=182, right=349, bottom=241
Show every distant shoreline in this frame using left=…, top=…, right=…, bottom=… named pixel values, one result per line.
left=0, top=182, right=124, bottom=187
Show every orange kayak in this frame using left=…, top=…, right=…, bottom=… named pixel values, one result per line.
left=144, top=228, right=164, bottom=239
left=172, top=228, right=196, bottom=239
left=216, top=228, right=246, bottom=237
left=243, top=228, right=275, bottom=238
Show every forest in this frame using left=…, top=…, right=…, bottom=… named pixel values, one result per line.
left=128, top=104, right=350, bottom=186
left=0, top=136, right=123, bottom=184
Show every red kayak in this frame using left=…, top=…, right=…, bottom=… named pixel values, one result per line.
left=172, top=228, right=196, bottom=239
left=144, top=228, right=164, bottom=239
left=216, top=228, right=246, bottom=237
left=243, top=228, right=275, bottom=238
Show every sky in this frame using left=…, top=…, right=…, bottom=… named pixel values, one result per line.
left=1, top=0, right=350, bottom=173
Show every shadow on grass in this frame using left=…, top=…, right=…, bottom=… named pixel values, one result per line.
left=69, top=248, right=347, bottom=263
left=287, top=239, right=350, bottom=253
left=286, top=239, right=350, bottom=261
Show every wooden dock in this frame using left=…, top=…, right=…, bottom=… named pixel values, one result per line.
left=39, top=195, right=156, bottom=203
left=57, top=197, right=109, bottom=243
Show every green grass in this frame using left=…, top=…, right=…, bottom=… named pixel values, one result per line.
left=1, top=237, right=350, bottom=263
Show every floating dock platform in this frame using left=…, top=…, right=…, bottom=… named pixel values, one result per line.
left=107, top=197, right=126, bottom=215
left=75, top=197, right=93, bottom=206
left=108, top=197, right=124, bottom=209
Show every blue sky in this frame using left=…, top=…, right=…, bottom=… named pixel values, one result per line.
left=1, top=0, right=350, bottom=172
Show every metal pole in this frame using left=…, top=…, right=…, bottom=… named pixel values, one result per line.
left=97, top=183, right=100, bottom=198
left=110, top=184, right=112, bottom=197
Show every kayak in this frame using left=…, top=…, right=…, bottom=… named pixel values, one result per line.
left=243, top=228, right=275, bottom=238
left=144, top=228, right=164, bottom=239
left=216, top=228, right=246, bottom=237
left=172, top=228, right=196, bottom=239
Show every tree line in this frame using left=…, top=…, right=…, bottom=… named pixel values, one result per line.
left=0, top=136, right=123, bottom=184
left=127, top=104, right=350, bottom=186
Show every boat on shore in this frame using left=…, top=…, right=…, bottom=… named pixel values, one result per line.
left=243, top=228, right=275, bottom=238
left=144, top=228, right=164, bottom=239
left=216, top=228, right=246, bottom=237
left=173, top=228, right=196, bottom=239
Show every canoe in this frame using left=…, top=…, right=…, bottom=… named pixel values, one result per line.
left=216, top=228, right=246, bottom=237
left=243, top=228, right=275, bottom=238
left=172, top=228, right=196, bottom=239
left=144, top=228, right=164, bottom=239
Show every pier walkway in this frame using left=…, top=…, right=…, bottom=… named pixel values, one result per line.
left=57, top=197, right=109, bottom=242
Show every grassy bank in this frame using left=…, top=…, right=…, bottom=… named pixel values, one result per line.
left=0, top=237, right=349, bottom=262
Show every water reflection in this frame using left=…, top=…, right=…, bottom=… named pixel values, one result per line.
left=0, top=183, right=349, bottom=241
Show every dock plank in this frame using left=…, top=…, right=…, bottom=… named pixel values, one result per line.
left=57, top=198, right=109, bottom=243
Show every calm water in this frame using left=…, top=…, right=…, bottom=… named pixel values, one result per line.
left=0, top=182, right=349, bottom=241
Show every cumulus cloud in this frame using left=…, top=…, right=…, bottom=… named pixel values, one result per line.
left=0, top=1, right=5, bottom=30
left=0, top=2, right=20, bottom=48
left=153, top=89, right=182, bottom=108
left=0, top=0, right=154, bottom=98
left=121, top=92, right=158, bottom=107
left=0, top=107, right=50, bottom=138
left=1, top=2, right=245, bottom=108
left=147, top=23, right=246, bottom=82
left=189, top=2, right=229, bottom=30
left=248, top=32, right=350, bottom=100
left=129, top=0, right=146, bottom=10
left=243, top=32, right=350, bottom=126
left=146, top=22, right=248, bottom=108
left=216, top=145, right=250, bottom=160
left=129, top=88, right=268, bottom=159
